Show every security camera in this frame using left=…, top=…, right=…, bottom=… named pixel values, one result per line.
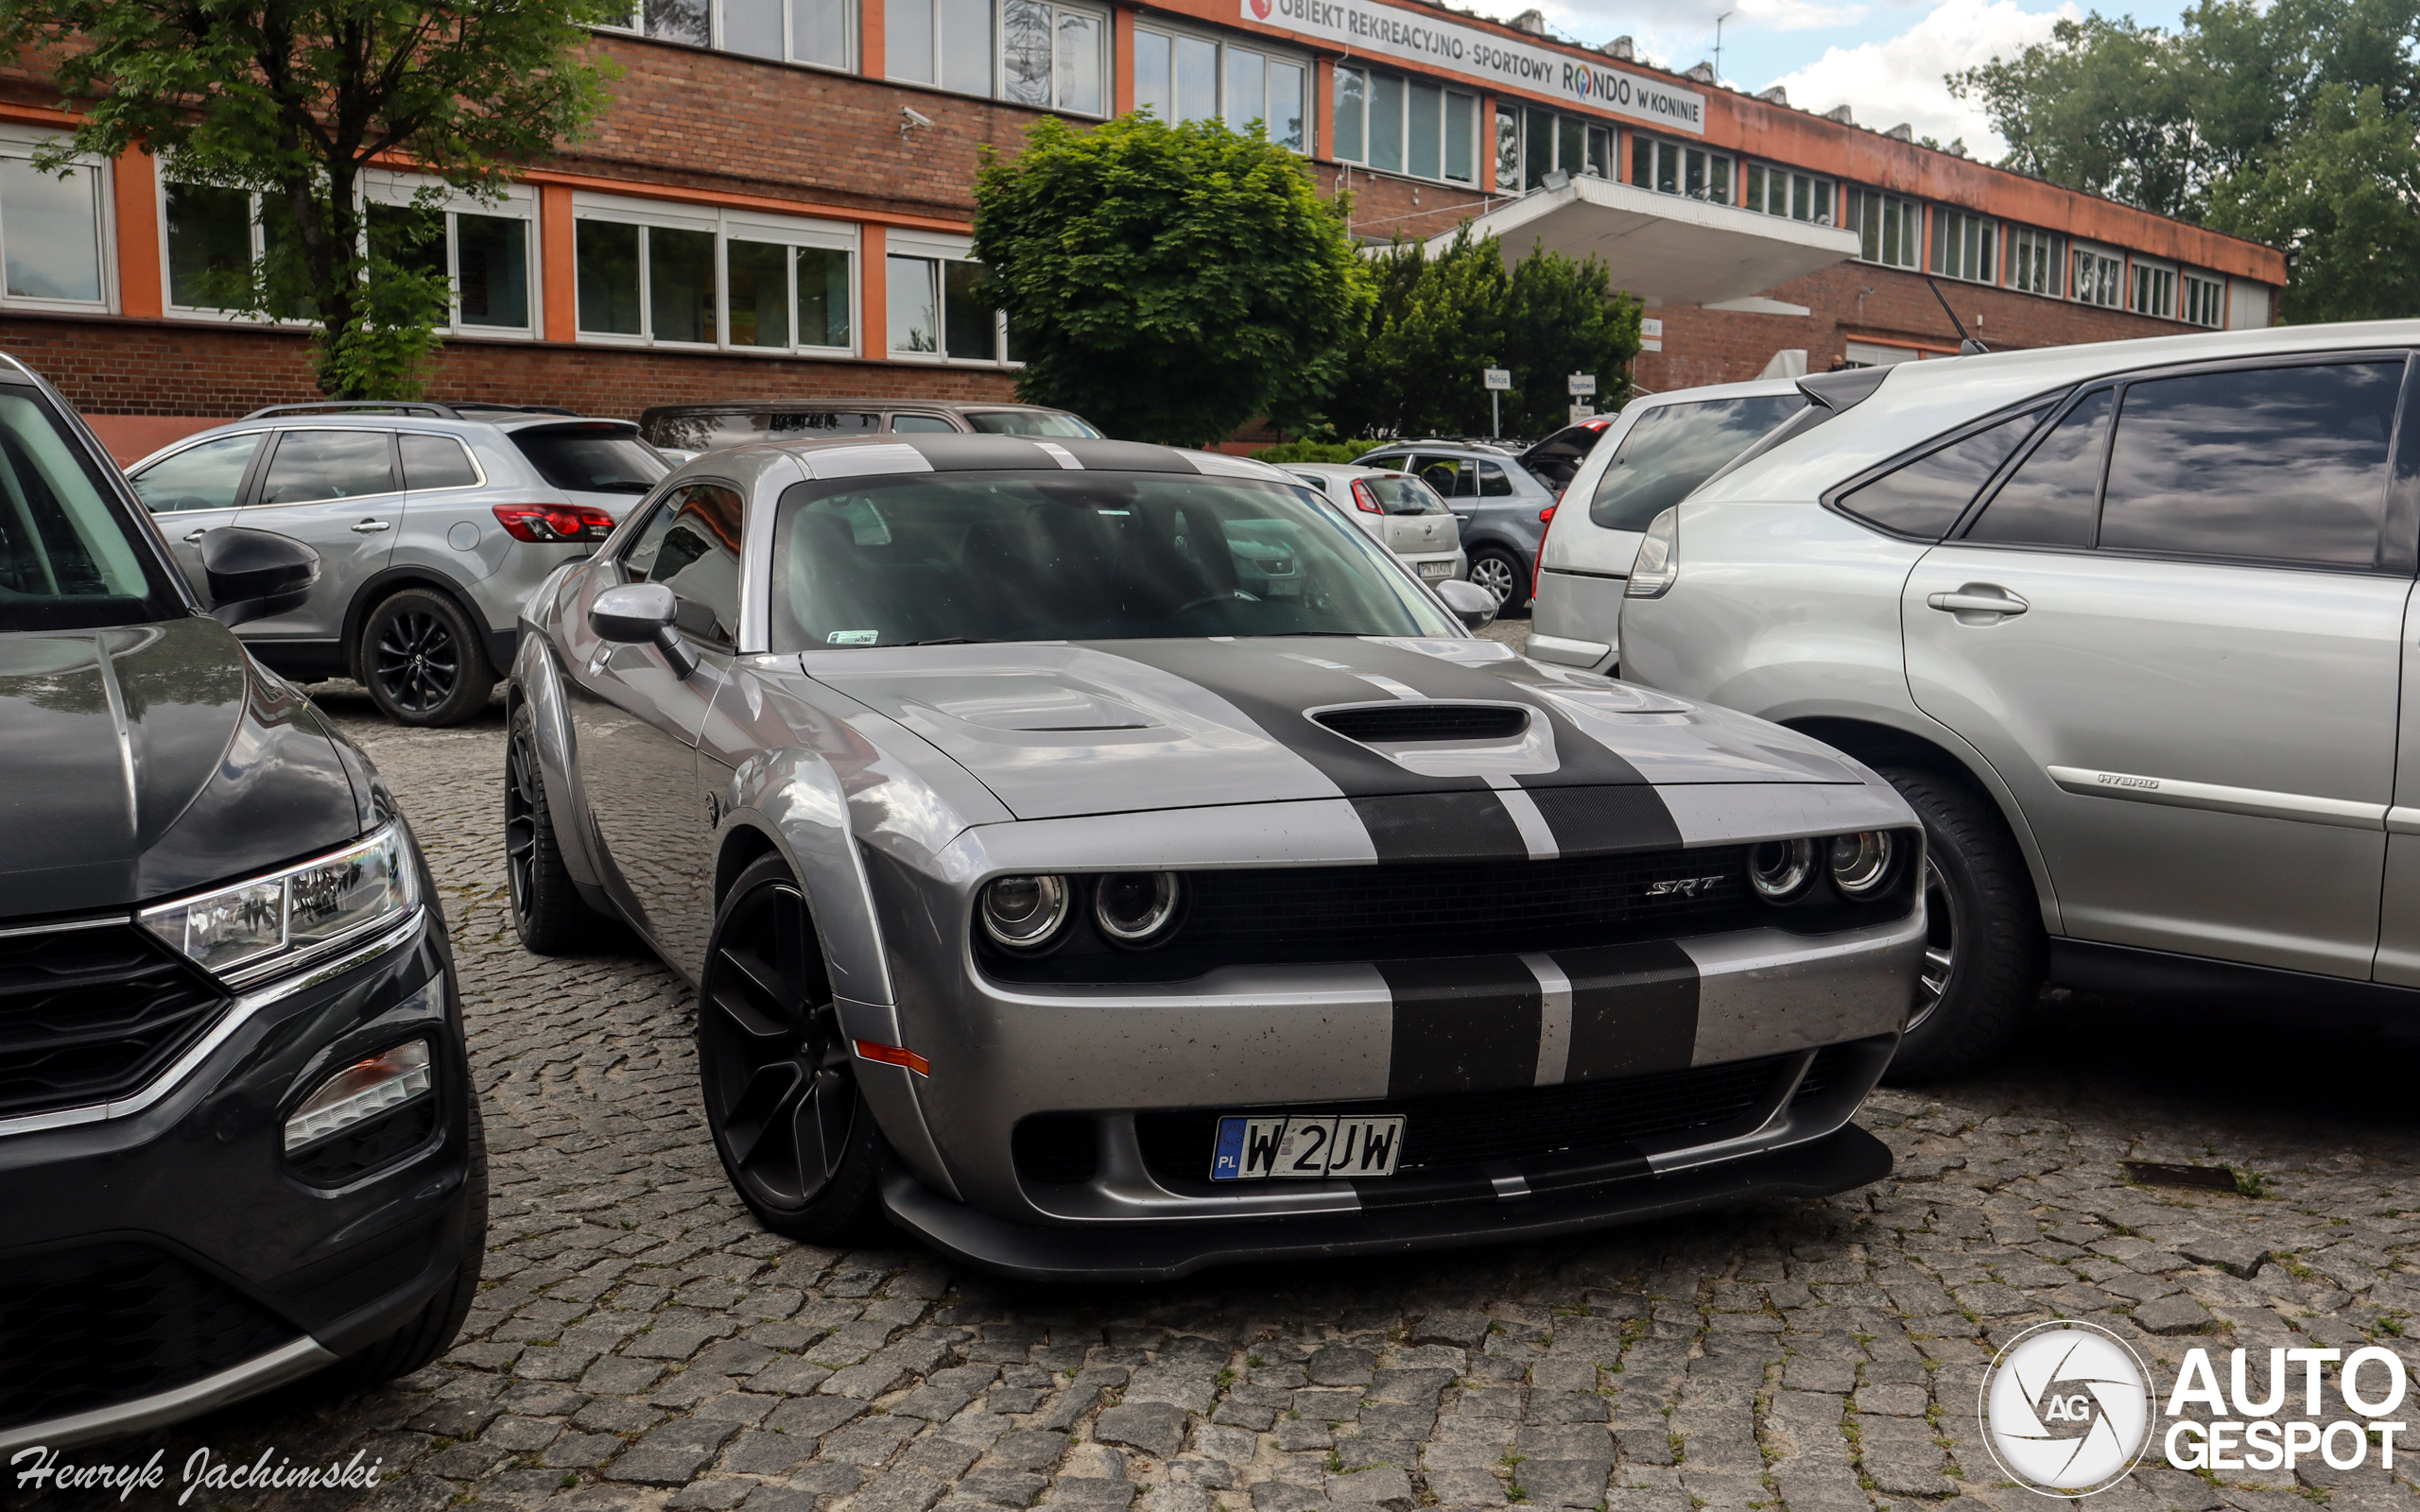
left=901, top=106, right=933, bottom=133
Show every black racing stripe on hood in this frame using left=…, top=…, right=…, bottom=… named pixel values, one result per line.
left=1527, top=785, right=1683, bottom=854
left=1377, top=955, right=1541, bottom=1098
left=1350, top=793, right=1527, bottom=863
left=1553, top=942, right=1700, bottom=1081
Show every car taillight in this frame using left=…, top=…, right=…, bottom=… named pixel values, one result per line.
left=492, top=503, right=617, bottom=543
left=1532, top=504, right=1556, bottom=598
left=1348, top=479, right=1384, bottom=514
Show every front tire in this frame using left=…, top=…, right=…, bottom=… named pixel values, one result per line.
left=698, top=855, right=885, bottom=1244
left=1468, top=546, right=1530, bottom=613
left=1878, top=765, right=2044, bottom=1083
left=505, top=702, right=616, bottom=954
left=362, top=588, right=495, bottom=728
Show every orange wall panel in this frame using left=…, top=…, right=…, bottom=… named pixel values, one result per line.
left=112, top=146, right=161, bottom=319
left=540, top=184, right=577, bottom=344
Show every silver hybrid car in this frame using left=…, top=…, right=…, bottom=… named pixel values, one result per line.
left=506, top=432, right=1926, bottom=1279
left=1618, top=321, right=2420, bottom=1078
left=128, top=402, right=667, bottom=726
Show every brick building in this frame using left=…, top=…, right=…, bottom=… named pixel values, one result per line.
left=0, top=0, right=2285, bottom=454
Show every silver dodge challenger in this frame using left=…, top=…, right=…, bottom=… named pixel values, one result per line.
left=505, top=433, right=1923, bottom=1280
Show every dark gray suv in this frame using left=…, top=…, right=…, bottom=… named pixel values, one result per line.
left=1353, top=441, right=1557, bottom=610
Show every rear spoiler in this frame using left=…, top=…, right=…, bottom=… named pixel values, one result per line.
left=1690, top=365, right=1896, bottom=495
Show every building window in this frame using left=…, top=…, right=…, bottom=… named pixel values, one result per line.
left=1932, top=209, right=1995, bottom=284
left=2182, top=271, right=2223, bottom=328
left=2130, top=262, right=2176, bottom=318
left=1336, top=65, right=1472, bottom=181
left=2008, top=227, right=2061, bottom=296
left=574, top=199, right=853, bottom=352
left=1741, top=163, right=1834, bottom=226
left=1137, top=30, right=1305, bottom=148
left=1842, top=340, right=1926, bottom=368
left=1846, top=191, right=1920, bottom=268
left=2072, top=246, right=2123, bottom=307
left=604, top=0, right=852, bottom=70
left=1632, top=136, right=1731, bottom=204
left=0, top=139, right=104, bottom=307
left=361, top=181, right=536, bottom=335
left=888, top=251, right=1011, bottom=363
left=164, top=182, right=314, bottom=318
left=891, top=0, right=1105, bottom=112
left=1494, top=107, right=1611, bottom=193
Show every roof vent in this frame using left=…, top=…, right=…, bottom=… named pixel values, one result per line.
left=1756, top=84, right=1788, bottom=105
left=1509, top=8, right=1547, bottom=32
left=1603, top=34, right=1634, bottom=58
left=1946, top=137, right=1969, bottom=158
left=1824, top=104, right=1855, bottom=125
left=1683, top=60, right=1717, bottom=82
left=1315, top=705, right=1530, bottom=743
left=1884, top=122, right=1913, bottom=141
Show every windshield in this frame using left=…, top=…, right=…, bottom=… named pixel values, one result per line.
left=964, top=409, right=1102, bottom=438
left=1358, top=474, right=1451, bottom=515
left=1589, top=395, right=1805, bottom=531
left=0, top=389, right=181, bottom=631
left=511, top=424, right=669, bottom=494
left=770, top=471, right=1458, bottom=650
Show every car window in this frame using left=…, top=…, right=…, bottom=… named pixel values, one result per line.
left=890, top=414, right=959, bottom=434
left=964, top=409, right=1101, bottom=438
left=2098, top=362, right=2404, bottom=568
left=623, top=483, right=745, bottom=646
left=1360, top=474, right=1451, bottom=515
left=1834, top=406, right=2048, bottom=541
left=130, top=433, right=261, bottom=514
left=512, top=424, right=667, bottom=494
left=1588, top=396, right=1805, bottom=533
left=257, top=429, right=396, bottom=506
left=399, top=433, right=481, bottom=491
left=1478, top=461, right=1517, bottom=497
left=1963, top=389, right=2114, bottom=549
left=768, top=471, right=1458, bottom=649
left=0, top=388, right=181, bottom=631
left=1409, top=456, right=1471, bottom=497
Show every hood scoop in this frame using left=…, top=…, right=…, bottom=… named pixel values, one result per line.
left=1315, top=703, right=1529, bottom=743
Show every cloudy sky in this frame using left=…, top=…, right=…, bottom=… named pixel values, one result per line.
left=1466, top=0, right=2185, bottom=156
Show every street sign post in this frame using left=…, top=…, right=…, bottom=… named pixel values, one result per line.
left=1483, top=368, right=1511, bottom=437
left=1566, top=372, right=1597, bottom=396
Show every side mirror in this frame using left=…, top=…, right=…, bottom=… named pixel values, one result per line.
left=200, top=527, right=320, bottom=627
left=1436, top=577, right=1498, bottom=633
left=590, top=581, right=697, bottom=678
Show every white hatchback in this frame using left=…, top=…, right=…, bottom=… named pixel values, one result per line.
left=1288, top=463, right=1466, bottom=586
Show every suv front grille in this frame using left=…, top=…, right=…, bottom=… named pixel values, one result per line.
left=0, top=1242, right=297, bottom=1431
left=0, top=921, right=228, bottom=1122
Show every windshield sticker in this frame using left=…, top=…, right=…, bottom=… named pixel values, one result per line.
left=827, top=630, right=880, bottom=645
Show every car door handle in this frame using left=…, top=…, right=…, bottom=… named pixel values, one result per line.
left=351, top=518, right=391, bottom=533
left=1927, top=587, right=2030, bottom=616
left=182, top=528, right=206, bottom=543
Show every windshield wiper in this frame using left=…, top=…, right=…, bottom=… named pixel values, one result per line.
left=898, top=636, right=997, bottom=645
left=1253, top=629, right=1375, bottom=637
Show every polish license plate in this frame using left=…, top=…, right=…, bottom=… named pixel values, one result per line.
left=1209, top=1114, right=1405, bottom=1180
left=1417, top=560, right=1454, bottom=579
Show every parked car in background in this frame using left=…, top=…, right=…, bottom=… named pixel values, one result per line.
left=1619, top=320, right=2420, bottom=1081
left=640, top=400, right=1101, bottom=454
left=127, top=402, right=666, bottom=727
left=1528, top=379, right=1807, bottom=672
left=504, top=430, right=1916, bottom=1278
left=0, top=356, right=479, bottom=1452
left=1353, top=440, right=1557, bottom=611
left=1521, top=417, right=1616, bottom=495
left=1285, top=463, right=1466, bottom=587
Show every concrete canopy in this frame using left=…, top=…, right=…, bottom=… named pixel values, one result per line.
left=1420, top=176, right=1862, bottom=309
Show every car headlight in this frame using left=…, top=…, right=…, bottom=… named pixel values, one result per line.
left=285, top=1039, right=433, bottom=1152
left=1827, top=832, right=1896, bottom=898
left=1748, top=838, right=1817, bottom=902
left=1094, top=871, right=1182, bottom=947
left=140, top=823, right=419, bottom=986
left=979, top=874, right=1070, bottom=951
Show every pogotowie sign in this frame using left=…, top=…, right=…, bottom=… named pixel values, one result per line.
left=1240, top=0, right=1705, bottom=132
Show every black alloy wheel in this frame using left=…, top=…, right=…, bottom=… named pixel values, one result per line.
left=1468, top=547, right=1529, bottom=612
left=504, top=706, right=614, bottom=954
left=362, top=588, right=495, bottom=728
left=1877, top=765, right=2045, bottom=1084
left=1910, top=856, right=1956, bottom=1031
left=698, top=854, right=883, bottom=1241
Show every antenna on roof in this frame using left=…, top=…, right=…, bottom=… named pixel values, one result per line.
left=1924, top=277, right=1989, bottom=355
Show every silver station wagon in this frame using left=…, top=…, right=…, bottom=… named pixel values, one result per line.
left=504, top=432, right=1927, bottom=1279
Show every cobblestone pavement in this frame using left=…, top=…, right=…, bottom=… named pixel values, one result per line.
left=31, top=679, right=2420, bottom=1512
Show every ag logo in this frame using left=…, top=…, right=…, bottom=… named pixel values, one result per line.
left=1980, top=1321, right=2153, bottom=1497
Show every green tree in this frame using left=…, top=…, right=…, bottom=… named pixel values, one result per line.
left=1325, top=230, right=1640, bottom=439
left=0, top=0, right=623, bottom=397
left=1949, top=0, right=2420, bottom=320
left=972, top=112, right=1371, bottom=447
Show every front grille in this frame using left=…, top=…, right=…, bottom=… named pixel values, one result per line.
left=0, top=921, right=229, bottom=1121
left=1316, top=705, right=1529, bottom=742
left=1791, top=1042, right=1858, bottom=1103
left=1134, top=1053, right=1794, bottom=1186
left=1012, top=1114, right=1099, bottom=1185
left=0, top=1242, right=297, bottom=1432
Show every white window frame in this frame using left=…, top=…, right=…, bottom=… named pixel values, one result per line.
left=2072, top=244, right=2123, bottom=308
left=1849, top=190, right=1920, bottom=269
left=1136, top=23, right=1310, bottom=150
left=2129, top=257, right=2177, bottom=319
left=2182, top=270, right=2225, bottom=328
left=1633, top=135, right=1733, bottom=204
left=0, top=129, right=113, bottom=314
left=571, top=190, right=859, bottom=356
left=597, top=0, right=856, bottom=73
left=886, top=228, right=1016, bottom=367
left=1931, top=208, right=1996, bottom=284
left=360, top=171, right=541, bottom=339
left=158, top=167, right=315, bottom=327
left=1493, top=106, right=1613, bottom=194
left=2007, top=226, right=2061, bottom=297
left=889, top=0, right=1109, bottom=113
left=1332, top=62, right=1471, bottom=181
left=1740, top=163, right=1836, bottom=226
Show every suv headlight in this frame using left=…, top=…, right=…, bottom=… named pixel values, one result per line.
left=140, top=823, right=419, bottom=987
